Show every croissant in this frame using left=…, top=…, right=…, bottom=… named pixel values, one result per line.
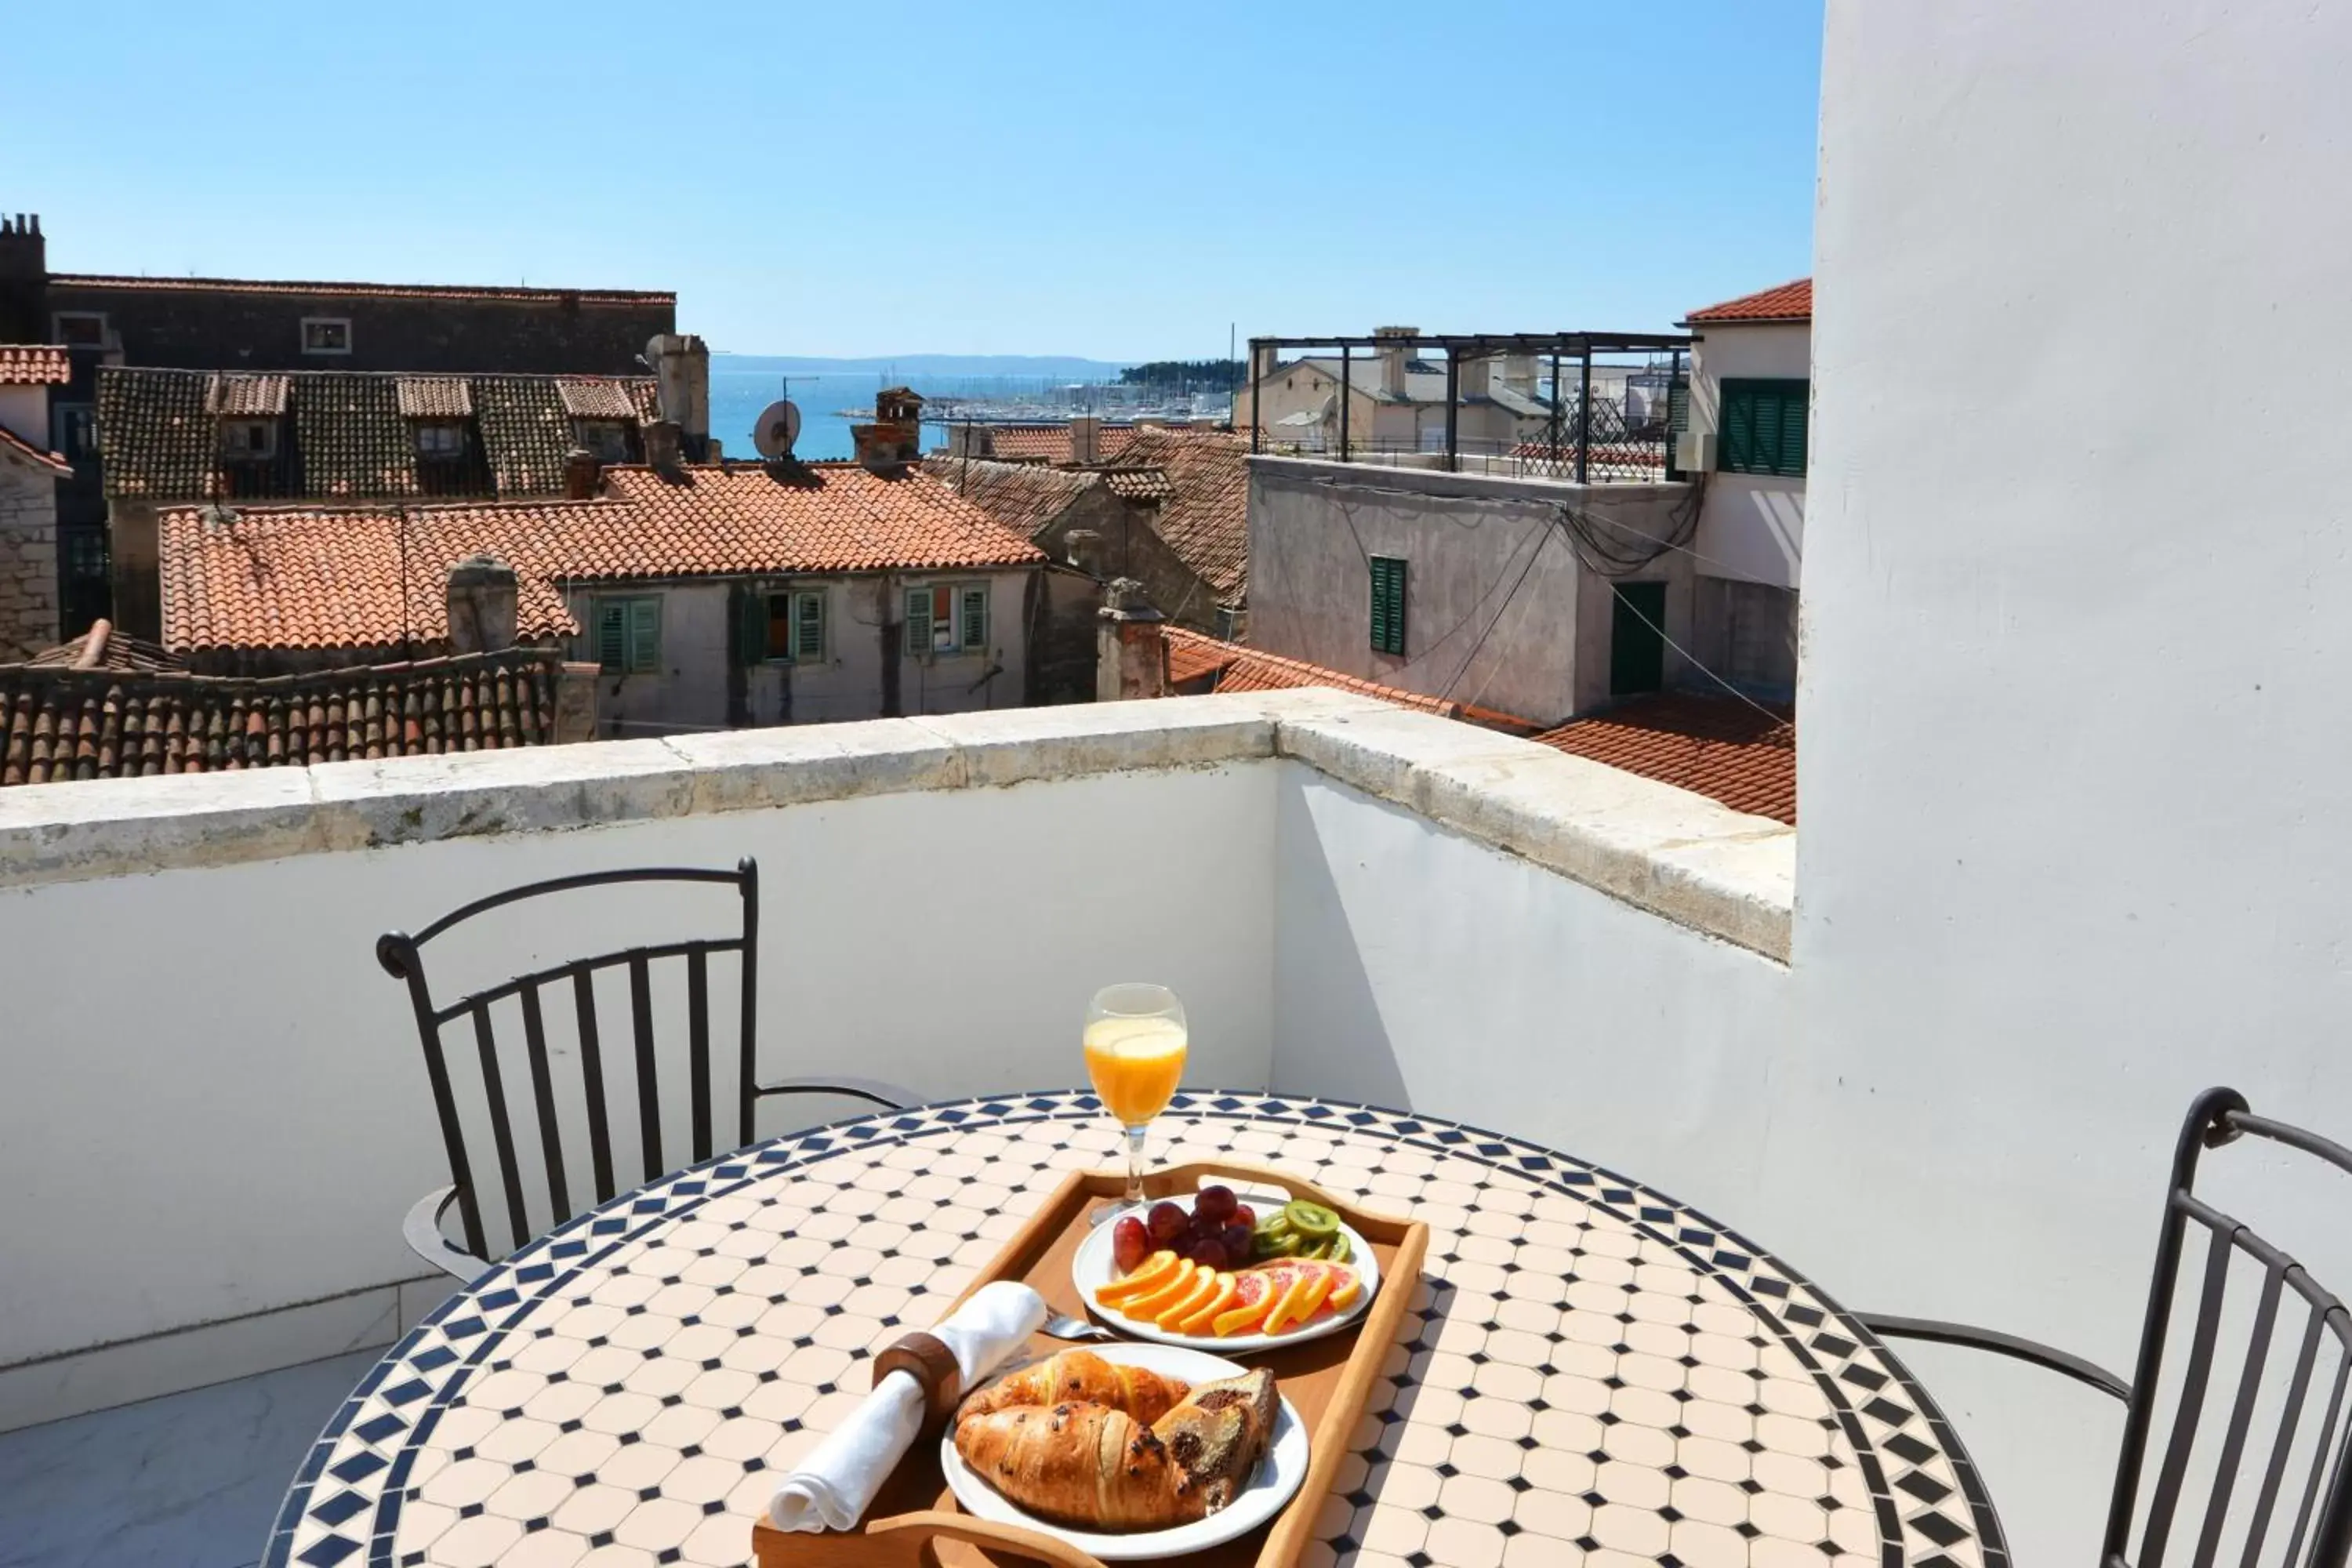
left=953, top=1367, right=1278, bottom=1532
left=956, top=1349, right=1190, bottom=1428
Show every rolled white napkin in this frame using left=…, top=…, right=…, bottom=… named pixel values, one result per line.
left=767, top=1280, right=1048, bottom=1533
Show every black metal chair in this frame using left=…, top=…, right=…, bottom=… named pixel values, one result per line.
left=1858, top=1087, right=2350, bottom=1568
left=377, top=859, right=916, bottom=1279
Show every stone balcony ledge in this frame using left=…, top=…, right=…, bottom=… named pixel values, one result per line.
left=0, top=690, right=1795, bottom=959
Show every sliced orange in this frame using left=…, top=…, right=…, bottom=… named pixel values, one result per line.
left=1212, top=1265, right=1294, bottom=1337
left=1174, top=1272, right=1240, bottom=1335
left=1098, top=1250, right=1181, bottom=1305
left=1116, top=1259, right=1200, bottom=1322
left=1263, top=1263, right=1337, bottom=1335
left=1323, top=1265, right=1363, bottom=1313
left=1153, top=1269, right=1225, bottom=1330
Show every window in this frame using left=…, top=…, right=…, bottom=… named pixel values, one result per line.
left=413, top=421, right=466, bottom=460
left=53, top=405, right=97, bottom=462
left=1214, top=605, right=1242, bottom=641
left=575, top=420, right=633, bottom=462
left=301, top=317, right=351, bottom=355
left=1368, top=556, right=1407, bottom=655
left=758, top=588, right=827, bottom=662
left=220, top=419, right=278, bottom=461
left=1719, top=378, right=1809, bottom=477
left=52, top=312, right=106, bottom=347
left=592, top=595, right=662, bottom=674
left=904, top=583, right=990, bottom=657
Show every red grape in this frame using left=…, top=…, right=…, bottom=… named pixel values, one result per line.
left=1146, top=1201, right=1189, bottom=1245
left=1187, top=1237, right=1229, bottom=1269
left=1231, top=1203, right=1256, bottom=1232
left=1220, top=1223, right=1254, bottom=1264
left=1194, top=1185, right=1238, bottom=1223
left=1112, top=1216, right=1149, bottom=1274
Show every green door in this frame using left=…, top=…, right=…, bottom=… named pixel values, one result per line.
left=1609, top=582, right=1668, bottom=696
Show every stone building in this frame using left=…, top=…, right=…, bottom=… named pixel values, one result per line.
left=0, top=344, right=71, bottom=657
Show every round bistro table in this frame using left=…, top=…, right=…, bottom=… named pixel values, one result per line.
left=265, top=1091, right=2008, bottom=1568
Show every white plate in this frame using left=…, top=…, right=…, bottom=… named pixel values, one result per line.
left=1072, top=1189, right=1380, bottom=1353
left=940, top=1341, right=1308, bottom=1563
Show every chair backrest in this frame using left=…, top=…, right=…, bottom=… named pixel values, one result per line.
left=376, top=861, right=759, bottom=1261
left=2106, top=1087, right=2352, bottom=1568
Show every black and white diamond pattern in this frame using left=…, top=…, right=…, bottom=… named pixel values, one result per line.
left=263, top=1091, right=2005, bottom=1568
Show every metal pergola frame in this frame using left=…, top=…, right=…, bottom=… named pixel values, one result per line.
left=1246, top=330, right=1695, bottom=478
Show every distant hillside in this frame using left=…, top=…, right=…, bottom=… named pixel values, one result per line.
left=712, top=354, right=1132, bottom=379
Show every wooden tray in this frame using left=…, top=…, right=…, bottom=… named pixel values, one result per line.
left=752, top=1159, right=1429, bottom=1568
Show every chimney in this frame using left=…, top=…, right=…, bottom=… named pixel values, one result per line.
left=643, top=418, right=684, bottom=477
left=1097, top=577, right=1168, bottom=702
left=1248, top=340, right=1279, bottom=387
left=644, top=333, right=711, bottom=459
left=852, top=387, right=924, bottom=474
left=563, top=445, right=601, bottom=500
left=1499, top=354, right=1539, bottom=394
left=1459, top=355, right=1491, bottom=398
left=947, top=423, right=995, bottom=459
left=0, top=214, right=48, bottom=345
left=554, top=661, right=600, bottom=743
left=1065, top=528, right=1102, bottom=575
left=1069, top=414, right=1102, bottom=465
left=445, top=554, right=520, bottom=655
left=1374, top=326, right=1418, bottom=399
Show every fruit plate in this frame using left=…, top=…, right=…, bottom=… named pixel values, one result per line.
left=938, top=1341, right=1309, bottom=1563
left=1073, top=1194, right=1381, bottom=1353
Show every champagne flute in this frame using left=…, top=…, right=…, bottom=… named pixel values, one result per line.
left=1083, top=984, right=1189, bottom=1208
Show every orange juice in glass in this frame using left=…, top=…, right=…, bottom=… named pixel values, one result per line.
left=1085, top=984, right=1188, bottom=1204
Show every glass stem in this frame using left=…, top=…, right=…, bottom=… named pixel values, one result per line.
left=1124, top=1123, right=1149, bottom=1206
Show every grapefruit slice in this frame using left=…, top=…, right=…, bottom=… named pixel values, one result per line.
left=1323, top=1264, right=1363, bottom=1313
left=1213, top=1265, right=1297, bottom=1337
left=1174, top=1272, right=1240, bottom=1335
left=1154, top=1269, right=1225, bottom=1330
left=1263, top=1262, right=1338, bottom=1335
left=1097, top=1250, right=1181, bottom=1306
left=1116, top=1259, right=1199, bottom=1322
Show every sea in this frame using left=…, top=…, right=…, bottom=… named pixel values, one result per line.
left=710, top=368, right=1091, bottom=463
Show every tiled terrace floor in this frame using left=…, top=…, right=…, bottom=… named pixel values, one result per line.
left=0, top=1350, right=383, bottom=1568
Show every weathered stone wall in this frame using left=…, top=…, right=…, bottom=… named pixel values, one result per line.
left=1030, top=488, right=1221, bottom=633
left=0, top=463, right=59, bottom=658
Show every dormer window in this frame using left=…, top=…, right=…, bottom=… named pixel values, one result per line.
left=575, top=419, right=633, bottom=463
left=221, top=419, right=278, bottom=461
left=301, top=317, right=351, bottom=355
left=414, top=421, right=466, bottom=460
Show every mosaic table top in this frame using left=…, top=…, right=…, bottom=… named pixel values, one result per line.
left=267, top=1091, right=2009, bottom=1568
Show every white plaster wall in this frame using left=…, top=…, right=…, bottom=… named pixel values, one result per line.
left=0, top=764, right=1276, bottom=1375
left=1784, top=2, right=2352, bottom=1559
left=1690, top=322, right=1807, bottom=591
left=0, top=383, right=47, bottom=448
left=1270, top=763, right=1792, bottom=1227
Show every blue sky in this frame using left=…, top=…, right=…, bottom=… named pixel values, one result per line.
left=13, top=1, right=1821, bottom=360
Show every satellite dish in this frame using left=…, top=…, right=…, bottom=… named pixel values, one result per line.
left=752, top=399, right=802, bottom=459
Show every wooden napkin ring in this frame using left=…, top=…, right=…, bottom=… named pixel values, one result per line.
left=873, top=1332, right=961, bottom=1423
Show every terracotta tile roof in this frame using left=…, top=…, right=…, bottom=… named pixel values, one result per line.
left=1159, top=627, right=1537, bottom=732
left=161, top=462, right=1044, bottom=654
left=1683, top=278, right=1813, bottom=325
left=0, top=648, right=570, bottom=786
left=1531, top=693, right=1795, bottom=823
left=97, top=368, right=658, bottom=503
left=0, top=425, right=72, bottom=477
left=50, top=274, right=673, bottom=307
left=205, top=373, right=289, bottom=417
left=557, top=378, right=639, bottom=419
left=23, top=620, right=183, bottom=673
left=919, top=458, right=1102, bottom=539
left=1116, top=429, right=1250, bottom=605
left=1102, top=466, right=1173, bottom=503
left=0, top=345, right=71, bottom=385
left=396, top=377, right=473, bottom=419
left=977, top=423, right=1143, bottom=463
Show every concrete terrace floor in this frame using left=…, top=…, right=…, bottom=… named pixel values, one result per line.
left=0, top=1349, right=382, bottom=1568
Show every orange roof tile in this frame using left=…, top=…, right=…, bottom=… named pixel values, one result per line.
left=0, top=425, right=71, bottom=477
left=1531, top=693, right=1795, bottom=822
left=1160, top=628, right=1536, bottom=732
left=978, top=424, right=1144, bottom=463
left=1115, top=429, right=1250, bottom=604
left=0, top=346, right=71, bottom=385
left=1684, top=278, right=1812, bottom=325
left=160, top=462, right=1044, bottom=653
left=205, top=373, right=289, bottom=417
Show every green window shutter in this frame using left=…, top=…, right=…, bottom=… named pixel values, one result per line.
left=1369, top=557, right=1406, bottom=655
left=905, top=587, right=931, bottom=656
left=626, top=597, right=660, bottom=673
left=1778, top=384, right=1808, bottom=476
left=960, top=586, right=988, bottom=651
left=1668, top=376, right=1690, bottom=436
left=1721, top=383, right=1757, bottom=472
left=735, top=586, right=770, bottom=666
left=795, top=591, right=825, bottom=661
left=596, top=601, right=626, bottom=672
left=1721, top=379, right=1808, bottom=477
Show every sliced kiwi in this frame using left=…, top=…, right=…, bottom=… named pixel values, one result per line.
left=1283, top=1199, right=1341, bottom=1239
